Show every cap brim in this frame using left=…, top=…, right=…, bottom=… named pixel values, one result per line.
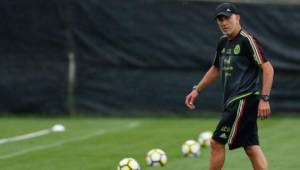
left=215, top=12, right=232, bottom=19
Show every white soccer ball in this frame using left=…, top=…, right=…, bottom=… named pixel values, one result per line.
left=181, top=139, right=201, bottom=157
left=198, top=131, right=213, bottom=148
left=52, top=124, right=65, bottom=132
left=117, top=158, right=140, bottom=170
left=146, top=149, right=167, bottom=167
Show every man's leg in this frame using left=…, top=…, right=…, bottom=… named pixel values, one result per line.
left=209, top=139, right=225, bottom=170
left=244, top=145, right=268, bottom=170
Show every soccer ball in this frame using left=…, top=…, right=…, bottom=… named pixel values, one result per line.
left=181, top=140, right=201, bottom=157
left=117, top=158, right=140, bottom=170
left=146, top=149, right=167, bottom=166
left=198, top=131, right=213, bottom=148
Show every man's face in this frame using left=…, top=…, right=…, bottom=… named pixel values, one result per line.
left=216, top=14, right=240, bottom=36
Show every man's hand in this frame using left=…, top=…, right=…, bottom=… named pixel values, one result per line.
left=185, top=90, right=199, bottom=110
left=258, top=100, right=271, bottom=120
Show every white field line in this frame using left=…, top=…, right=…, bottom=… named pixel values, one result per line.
left=0, top=122, right=140, bottom=160
left=0, top=129, right=52, bottom=145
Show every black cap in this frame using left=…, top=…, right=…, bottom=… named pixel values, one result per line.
left=215, top=3, right=239, bottom=19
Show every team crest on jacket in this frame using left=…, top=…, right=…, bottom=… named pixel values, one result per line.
left=234, top=44, right=240, bottom=55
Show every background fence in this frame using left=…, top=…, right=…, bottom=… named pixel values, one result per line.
left=1, top=0, right=300, bottom=115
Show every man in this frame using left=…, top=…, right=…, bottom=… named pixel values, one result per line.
left=185, top=3, right=274, bottom=170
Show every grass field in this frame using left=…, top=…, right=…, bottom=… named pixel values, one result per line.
left=0, top=116, right=299, bottom=170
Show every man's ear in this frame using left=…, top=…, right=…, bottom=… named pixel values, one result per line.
left=236, top=14, right=241, bottom=21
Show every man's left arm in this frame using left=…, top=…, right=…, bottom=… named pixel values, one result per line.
left=258, top=61, right=274, bottom=119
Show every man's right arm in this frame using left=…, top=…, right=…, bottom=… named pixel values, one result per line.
left=193, top=65, right=220, bottom=93
left=185, top=66, right=220, bottom=110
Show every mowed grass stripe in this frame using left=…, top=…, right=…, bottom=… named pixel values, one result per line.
left=258, top=118, right=300, bottom=170
left=0, top=117, right=299, bottom=170
left=0, top=121, right=140, bottom=160
left=0, top=129, right=107, bottom=160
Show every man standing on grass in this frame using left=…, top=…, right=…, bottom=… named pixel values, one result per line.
left=185, top=3, right=274, bottom=170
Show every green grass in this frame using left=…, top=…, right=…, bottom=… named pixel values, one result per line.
left=0, top=116, right=299, bottom=170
